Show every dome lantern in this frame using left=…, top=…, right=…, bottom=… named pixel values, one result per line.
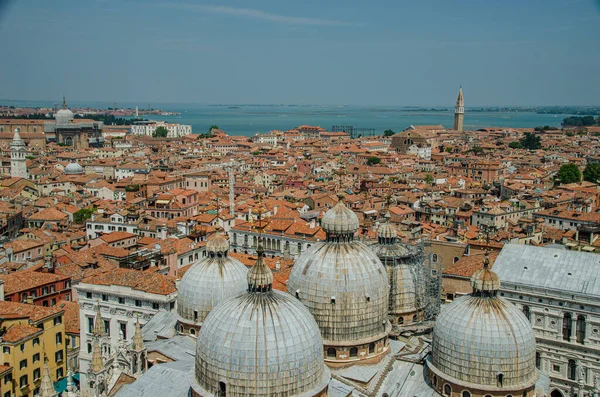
left=321, top=193, right=360, bottom=242
left=247, top=239, right=273, bottom=292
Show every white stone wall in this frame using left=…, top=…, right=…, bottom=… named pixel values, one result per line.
left=500, top=283, right=600, bottom=395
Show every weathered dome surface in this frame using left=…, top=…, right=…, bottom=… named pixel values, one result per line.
left=288, top=241, right=389, bottom=344
left=205, top=233, right=229, bottom=254
left=377, top=222, right=397, bottom=239
left=430, top=295, right=537, bottom=390
left=64, top=163, right=83, bottom=175
left=321, top=195, right=359, bottom=235
left=177, top=251, right=248, bottom=326
left=194, top=251, right=330, bottom=397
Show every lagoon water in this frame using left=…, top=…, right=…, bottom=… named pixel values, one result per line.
left=3, top=100, right=566, bottom=137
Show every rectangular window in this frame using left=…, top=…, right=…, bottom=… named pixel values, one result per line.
left=19, top=359, right=27, bottom=369
left=4, top=372, right=12, bottom=383
left=56, top=367, right=64, bottom=379
left=56, top=332, right=62, bottom=345
left=33, top=353, right=40, bottom=363
left=152, top=302, right=159, bottom=310
left=54, top=316, right=62, bottom=325
left=33, top=337, right=40, bottom=346
left=51, top=298, right=56, bottom=306
left=33, top=368, right=40, bottom=381
left=55, top=350, right=63, bottom=363
left=87, top=317, right=94, bottom=333
left=20, top=343, right=25, bottom=352
left=2, top=347, right=9, bottom=354
left=102, top=294, right=108, bottom=301
left=104, top=320, right=110, bottom=336
left=135, top=299, right=142, bottom=307
left=120, top=322, right=127, bottom=340
left=86, top=292, right=92, bottom=299
left=20, top=375, right=27, bottom=388
left=118, top=297, right=125, bottom=304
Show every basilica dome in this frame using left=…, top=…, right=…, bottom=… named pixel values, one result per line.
left=288, top=194, right=390, bottom=364
left=64, top=163, right=83, bottom=175
left=55, top=97, right=74, bottom=125
left=177, top=233, right=247, bottom=336
left=192, top=242, right=329, bottom=397
left=429, top=253, right=538, bottom=394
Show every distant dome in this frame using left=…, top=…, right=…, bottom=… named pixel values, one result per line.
left=429, top=253, right=538, bottom=394
left=55, top=97, right=74, bottom=125
left=177, top=235, right=247, bottom=335
left=192, top=242, right=329, bottom=397
left=320, top=194, right=359, bottom=236
left=64, top=163, right=83, bottom=175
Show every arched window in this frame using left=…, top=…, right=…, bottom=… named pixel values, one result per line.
left=349, top=347, right=358, bottom=357
left=217, top=381, right=226, bottom=397
left=497, top=373, right=504, bottom=388
left=568, top=359, right=576, bottom=381
left=576, top=315, right=586, bottom=344
left=523, top=305, right=531, bottom=321
left=432, top=254, right=438, bottom=263
left=190, top=328, right=196, bottom=336
left=563, top=313, right=572, bottom=341
left=453, top=256, right=460, bottom=264
left=398, top=317, right=404, bottom=325
left=412, top=314, right=418, bottom=323
left=326, top=348, right=336, bottom=358
left=444, top=384, right=452, bottom=396
left=536, top=352, right=541, bottom=369
left=369, top=343, right=375, bottom=354
left=432, top=375, right=437, bottom=387
left=462, top=391, right=471, bottom=397
left=550, top=390, right=565, bottom=397
left=87, top=343, right=92, bottom=354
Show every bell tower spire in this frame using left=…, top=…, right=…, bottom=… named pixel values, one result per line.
left=453, top=86, right=464, bottom=132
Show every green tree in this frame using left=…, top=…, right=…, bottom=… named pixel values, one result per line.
left=471, top=146, right=484, bottom=155
left=508, top=141, right=523, bottom=149
left=74, top=208, right=95, bottom=224
left=562, top=116, right=598, bottom=127
left=153, top=126, right=168, bottom=138
left=383, top=129, right=395, bottom=137
left=519, top=132, right=542, bottom=150
left=445, top=147, right=453, bottom=153
left=583, top=163, right=600, bottom=184
left=557, top=163, right=582, bottom=185
left=366, top=156, right=381, bottom=166
left=424, top=174, right=434, bottom=185
left=208, top=125, right=219, bottom=134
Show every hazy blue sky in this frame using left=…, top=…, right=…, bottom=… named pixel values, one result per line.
left=1, top=0, right=599, bottom=106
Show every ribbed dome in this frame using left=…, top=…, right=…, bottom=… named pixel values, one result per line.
left=430, top=295, right=537, bottom=390
left=64, top=163, right=83, bottom=175
left=378, top=223, right=397, bottom=240
left=321, top=194, right=359, bottom=236
left=177, top=246, right=248, bottom=327
left=193, top=242, right=330, bottom=397
left=288, top=241, right=389, bottom=344
left=55, top=108, right=74, bottom=124
left=205, top=233, right=229, bottom=254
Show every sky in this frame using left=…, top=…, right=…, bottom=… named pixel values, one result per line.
left=0, top=0, right=599, bottom=106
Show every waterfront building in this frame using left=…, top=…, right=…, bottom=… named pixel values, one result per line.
left=44, top=98, right=104, bottom=149
left=453, top=87, right=464, bottom=132
left=130, top=120, right=192, bottom=138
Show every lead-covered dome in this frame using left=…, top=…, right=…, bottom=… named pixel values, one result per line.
left=288, top=195, right=390, bottom=364
left=321, top=193, right=359, bottom=236
left=192, top=242, right=330, bottom=397
left=429, top=253, right=537, bottom=392
left=64, top=163, right=83, bottom=175
left=177, top=234, right=247, bottom=334
left=55, top=97, right=74, bottom=125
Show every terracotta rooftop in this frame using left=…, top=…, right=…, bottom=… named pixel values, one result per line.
left=0, top=300, right=63, bottom=323
left=2, top=323, right=42, bottom=343
left=80, top=268, right=176, bottom=296
left=0, top=270, right=70, bottom=295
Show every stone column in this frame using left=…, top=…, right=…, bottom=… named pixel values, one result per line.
left=573, top=316, right=578, bottom=342
left=584, top=318, right=592, bottom=345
